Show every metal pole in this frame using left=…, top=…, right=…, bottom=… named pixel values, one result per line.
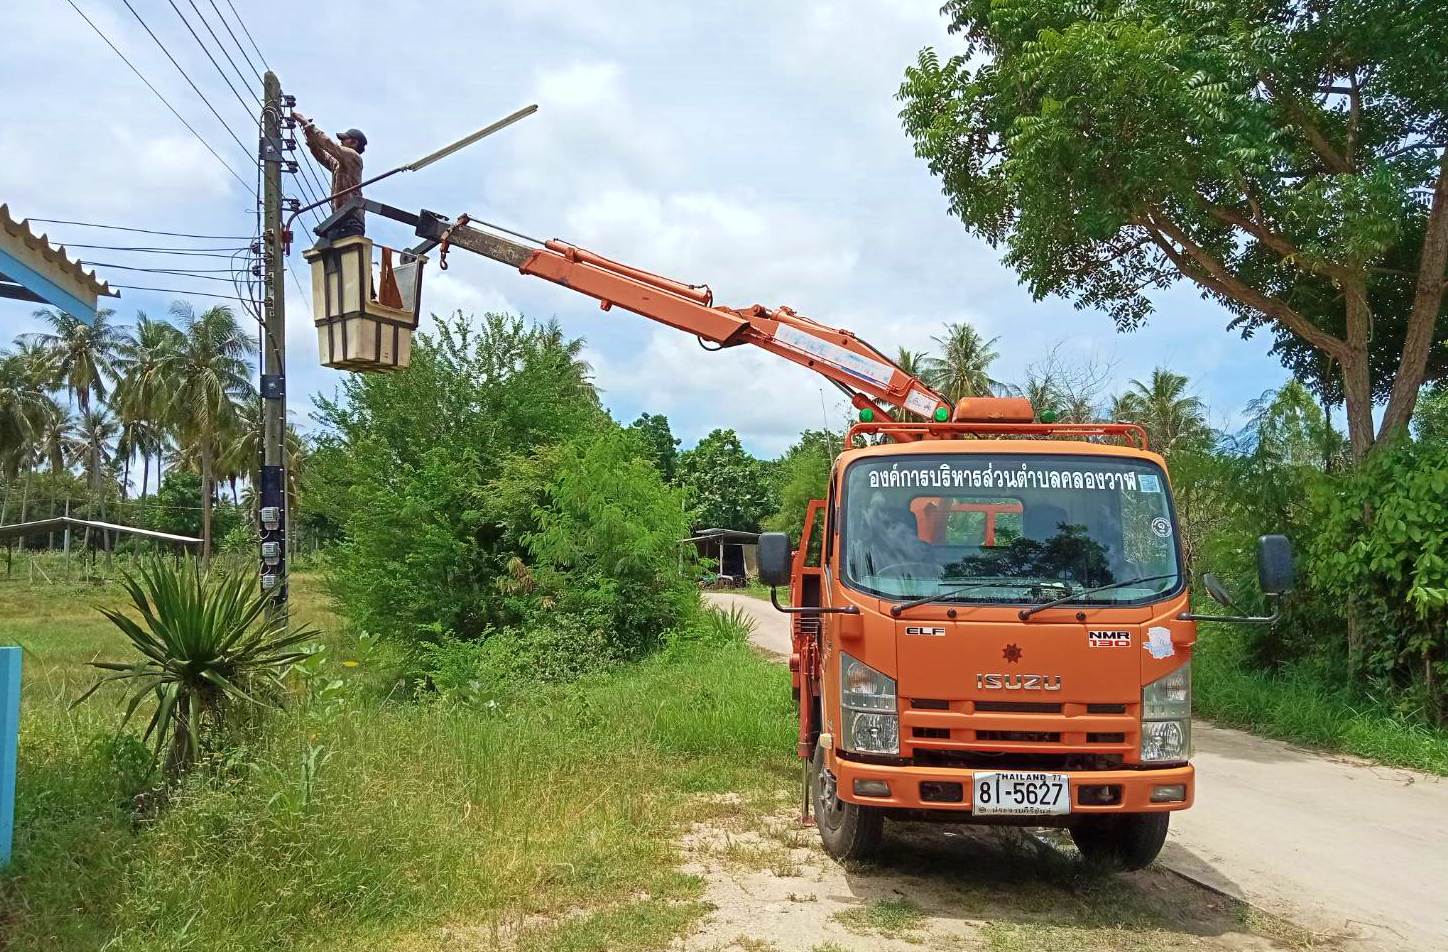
left=259, top=71, right=288, bottom=617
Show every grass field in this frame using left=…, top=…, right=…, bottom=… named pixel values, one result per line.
left=1194, top=628, right=1448, bottom=775
left=0, top=571, right=797, bottom=950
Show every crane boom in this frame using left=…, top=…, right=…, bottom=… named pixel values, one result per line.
left=433, top=216, right=952, bottom=423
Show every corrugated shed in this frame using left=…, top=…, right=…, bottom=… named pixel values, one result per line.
left=0, top=203, right=116, bottom=302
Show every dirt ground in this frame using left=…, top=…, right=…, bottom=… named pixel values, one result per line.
left=704, top=592, right=1448, bottom=952
left=673, top=794, right=1319, bottom=952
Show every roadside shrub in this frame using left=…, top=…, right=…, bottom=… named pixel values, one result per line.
left=523, top=428, right=695, bottom=659
left=1312, top=438, right=1448, bottom=722
left=306, top=313, right=602, bottom=644
left=663, top=603, right=754, bottom=654
left=75, top=559, right=315, bottom=778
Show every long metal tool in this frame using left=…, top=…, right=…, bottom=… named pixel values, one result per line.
left=288, top=104, right=539, bottom=222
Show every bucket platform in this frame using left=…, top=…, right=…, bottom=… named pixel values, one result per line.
left=303, top=236, right=426, bottom=372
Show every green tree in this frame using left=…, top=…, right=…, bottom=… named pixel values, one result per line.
left=766, top=429, right=837, bottom=543
left=307, top=312, right=602, bottom=642
left=677, top=428, right=775, bottom=532
left=1415, top=382, right=1448, bottom=444
left=1110, top=369, right=1212, bottom=459
left=627, top=412, right=681, bottom=481
left=160, top=303, right=256, bottom=568
left=0, top=350, right=50, bottom=480
left=895, top=347, right=927, bottom=379
left=114, top=314, right=182, bottom=502
left=1245, top=379, right=1345, bottom=470
left=525, top=429, right=694, bottom=659
left=23, top=308, right=120, bottom=415
left=900, top=1, right=1448, bottom=459
left=922, top=321, right=1003, bottom=403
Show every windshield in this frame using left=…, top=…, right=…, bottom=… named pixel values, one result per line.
left=841, top=454, right=1181, bottom=605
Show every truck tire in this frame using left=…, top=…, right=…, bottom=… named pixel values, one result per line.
left=811, top=746, right=882, bottom=862
left=1069, top=812, right=1169, bottom=871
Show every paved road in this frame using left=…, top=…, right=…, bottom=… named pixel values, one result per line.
left=705, top=592, right=1448, bottom=951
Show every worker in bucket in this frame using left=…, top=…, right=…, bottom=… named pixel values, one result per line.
left=293, top=111, right=366, bottom=238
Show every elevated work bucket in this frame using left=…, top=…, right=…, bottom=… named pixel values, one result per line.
left=303, top=237, right=426, bottom=372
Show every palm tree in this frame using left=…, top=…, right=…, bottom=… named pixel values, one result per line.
left=922, top=322, right=1004, bottom=403
left=160, top=303, right=256, bottom=568
left=0, top=350, right=51, bottom=480
left=115, top=314, right=182, bottom=502
left=1020, top=372, right=1062, bottom=419
left=23, top=308, right=121, bottom=415
left=895, top=347, right=926, bottom=379
left=1110, top=369, right=1211, bottom=457
left=64, top=406, right=120, bottom=557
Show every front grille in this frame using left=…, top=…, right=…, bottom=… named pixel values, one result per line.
left=910, top=698, right=951, bottom=710
left=1087, top=732, right=1126, bottom=744
left=912, top=727, right=951, bottom=739
left=1086, top=703, right=1127, bottom=714
left=975, top=701, right=1063, bottom=714
left=977, top=730, right=1061, bottom=743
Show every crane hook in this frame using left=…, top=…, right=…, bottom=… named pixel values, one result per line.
left=437, top=213, right=471, bottom=271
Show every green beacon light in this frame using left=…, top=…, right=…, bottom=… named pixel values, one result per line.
left=858, top=407, right=875, bottom=422
left=1039, top=408, right=1060, bottom=423
left=933, top=406, right=950, bottom=422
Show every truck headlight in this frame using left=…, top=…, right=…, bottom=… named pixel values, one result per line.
left=844, top=710, right=900, bottom=754
left=1141, top=663, right=1191, bottom=763
left=1141, top=719, right=1190, bottom=762
left=841, top=655, right=897, bottom=754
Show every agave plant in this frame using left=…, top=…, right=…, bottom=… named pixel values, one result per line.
left=75, top=560, right=315, bottom=779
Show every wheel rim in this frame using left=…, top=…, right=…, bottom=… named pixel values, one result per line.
left=814, top=755, right=846, bottom=831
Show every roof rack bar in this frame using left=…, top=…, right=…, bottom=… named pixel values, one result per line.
left=845, top=420, right=1150, bottom=451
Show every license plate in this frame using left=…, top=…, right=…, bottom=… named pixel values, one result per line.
left=971, top=771, right=1070, bottom=816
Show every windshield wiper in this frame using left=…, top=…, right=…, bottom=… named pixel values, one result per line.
left=890, top=579, right=1042, bottom=617
left=1017, top=574, right=1177, bottom=621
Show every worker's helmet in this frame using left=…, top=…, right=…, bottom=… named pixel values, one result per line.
left=338, top=128, right=367, bottom=153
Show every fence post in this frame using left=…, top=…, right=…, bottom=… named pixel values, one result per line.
left=0, top=645, right=19, bottom=868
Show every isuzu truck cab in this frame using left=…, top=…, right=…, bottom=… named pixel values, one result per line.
left=758, top=405, right=1294, bottom=870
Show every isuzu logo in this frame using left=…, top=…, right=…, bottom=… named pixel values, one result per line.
left=976, top=673, right=1063, bottom=691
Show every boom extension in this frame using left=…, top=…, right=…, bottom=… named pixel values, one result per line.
left=396, top=210, right=952, bottom=422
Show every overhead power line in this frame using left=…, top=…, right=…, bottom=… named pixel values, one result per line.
left=27, top=218, right=250, bottom=240
left=208, top=0, right=262, bottom=82
left=61, top=0, right=254, bottom=193
left=118, top=0, right=254, bottom=160
left=57, top=242, right=250, bottom=255
left=186, top=0, right=261, bottom=105
left=109, top=284, right=251, bottom=302
left=222, top=0, right=270, bottom=71
left=78, top=262, right=248, bottom=282
left=165, top=0, right=259, bottom=121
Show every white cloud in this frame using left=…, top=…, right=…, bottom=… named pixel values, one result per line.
left=1, top=0, right=1290, bottom=461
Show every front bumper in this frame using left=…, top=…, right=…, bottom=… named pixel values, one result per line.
left=830, top=751, right=1194, bottom=813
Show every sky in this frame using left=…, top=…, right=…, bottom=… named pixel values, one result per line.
left=0, top=0, right=1292, bottom=457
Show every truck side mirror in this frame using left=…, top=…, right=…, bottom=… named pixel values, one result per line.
left=1257, top=535, right=1295, bottom=595
left=757, top=532, right=792, bottom=588
left=1202, top=573, right=1237, bottom=609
